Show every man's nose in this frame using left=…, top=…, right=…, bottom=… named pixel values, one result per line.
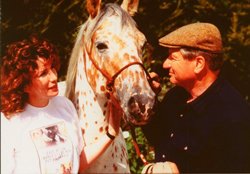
left=163, top=59, right=171, bottom=69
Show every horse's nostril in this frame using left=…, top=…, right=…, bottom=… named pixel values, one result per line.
left=128, top=96, right=146, bottom=114
left=140, top=103, right=146, bottom=113
left=128, top=96, right=135, bottom=106
left=147, top=108, right=152, bottom=116
left=128, top=97, right=138, bottom=114
left=128, top=95, right=146, bottom=119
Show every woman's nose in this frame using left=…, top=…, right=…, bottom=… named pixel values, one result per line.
left=49, top=69, right=58, bottom=81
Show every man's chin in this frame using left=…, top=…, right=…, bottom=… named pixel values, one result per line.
left=169, top=77, right=177, bottom=84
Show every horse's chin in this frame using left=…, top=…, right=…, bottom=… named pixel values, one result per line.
left=126, top=110, right=155, bottom=126
left=127, top=118, right=149, bottom=126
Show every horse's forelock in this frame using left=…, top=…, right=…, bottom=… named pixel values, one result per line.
left=104, top=3, right=137, bottom=30
left=89, top=3, right=137, bottom=37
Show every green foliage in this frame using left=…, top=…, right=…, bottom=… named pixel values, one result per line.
left=125, top=127, right=154, bottom=174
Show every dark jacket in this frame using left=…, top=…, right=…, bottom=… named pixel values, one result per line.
left=143, top=77, right=250, bottom=173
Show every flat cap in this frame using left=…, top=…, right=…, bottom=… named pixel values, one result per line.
left=159, top=22, right=222, bottom=53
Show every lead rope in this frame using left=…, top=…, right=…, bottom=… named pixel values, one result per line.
left=130, top=126, right=149, bottom=165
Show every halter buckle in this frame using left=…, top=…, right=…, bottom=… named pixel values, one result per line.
left=106, top=80, right=114, bottom=92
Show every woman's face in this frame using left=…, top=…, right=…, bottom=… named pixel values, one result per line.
left=25, top=57, right=58, bottom=107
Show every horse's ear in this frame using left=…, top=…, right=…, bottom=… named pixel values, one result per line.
left=86, top=0, right=102, bottom=18
left=121, top=0, right=139, bottom=16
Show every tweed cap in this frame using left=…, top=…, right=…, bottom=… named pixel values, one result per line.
left=159, top=22, right=222, bottom=53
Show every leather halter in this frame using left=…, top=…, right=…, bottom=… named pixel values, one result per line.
left=85, top=41, right=153, bottom=92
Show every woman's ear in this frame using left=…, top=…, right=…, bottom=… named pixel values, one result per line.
left=24, top=84, right=30, bottom=93
left=194, top=55, right=206, bottom=74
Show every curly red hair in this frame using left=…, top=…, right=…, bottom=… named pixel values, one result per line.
left=1, top=35, right=60, bottom=118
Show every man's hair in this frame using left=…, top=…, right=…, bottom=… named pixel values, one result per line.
left=1, top=35, right=60, bottom=118
left=180, top=48, right=224, bottom=71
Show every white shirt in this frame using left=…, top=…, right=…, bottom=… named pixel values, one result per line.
left=1, top=96, right=84, bottom=174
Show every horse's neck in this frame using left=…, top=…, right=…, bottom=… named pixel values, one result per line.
left=75, top=55, right=110, bottom=144
left=74, top=55, right=130, bottom=173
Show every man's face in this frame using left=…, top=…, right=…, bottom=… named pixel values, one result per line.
left=162, top=48, right=196, bottom=88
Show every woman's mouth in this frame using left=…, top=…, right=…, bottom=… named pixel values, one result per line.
left=49, top=85, right=58, bottom=91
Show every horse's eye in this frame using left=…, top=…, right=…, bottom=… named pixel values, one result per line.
left=96, top=43, right=108, bottom=51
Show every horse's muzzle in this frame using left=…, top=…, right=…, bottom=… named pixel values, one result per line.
left=127, top=94, right=156, bottom=125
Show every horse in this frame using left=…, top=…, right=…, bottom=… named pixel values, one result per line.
left=64, top=0, right=156, bottom=173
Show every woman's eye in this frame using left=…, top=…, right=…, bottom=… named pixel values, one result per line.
left=38, top=70, right=48, bottom=77
left=96, top=43, right=108, bottom=51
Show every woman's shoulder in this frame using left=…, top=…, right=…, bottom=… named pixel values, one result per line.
left=1, top=113, right=10, bottom=126
left=1, top=112, right=21, bottom=136
left=1, top=112, right=20, bottom=122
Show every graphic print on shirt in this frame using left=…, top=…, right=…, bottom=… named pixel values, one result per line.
left=30, top=122, right=73, bottom=174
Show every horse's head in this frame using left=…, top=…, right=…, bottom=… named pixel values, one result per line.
left=67, top=0, right=156, bottom=126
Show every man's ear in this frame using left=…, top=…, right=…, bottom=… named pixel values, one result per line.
left=194, top=56, right=206, bottom=74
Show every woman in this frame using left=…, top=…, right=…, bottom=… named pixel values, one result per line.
left=1, top=35, right=122, bottom=174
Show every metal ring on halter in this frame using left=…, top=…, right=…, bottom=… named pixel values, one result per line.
left=106, top=131, right=116, bottom=140
left=106, top=79, right=114, bottom=92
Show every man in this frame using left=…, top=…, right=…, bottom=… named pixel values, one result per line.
left=143, top=22, right=250, bottom=173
